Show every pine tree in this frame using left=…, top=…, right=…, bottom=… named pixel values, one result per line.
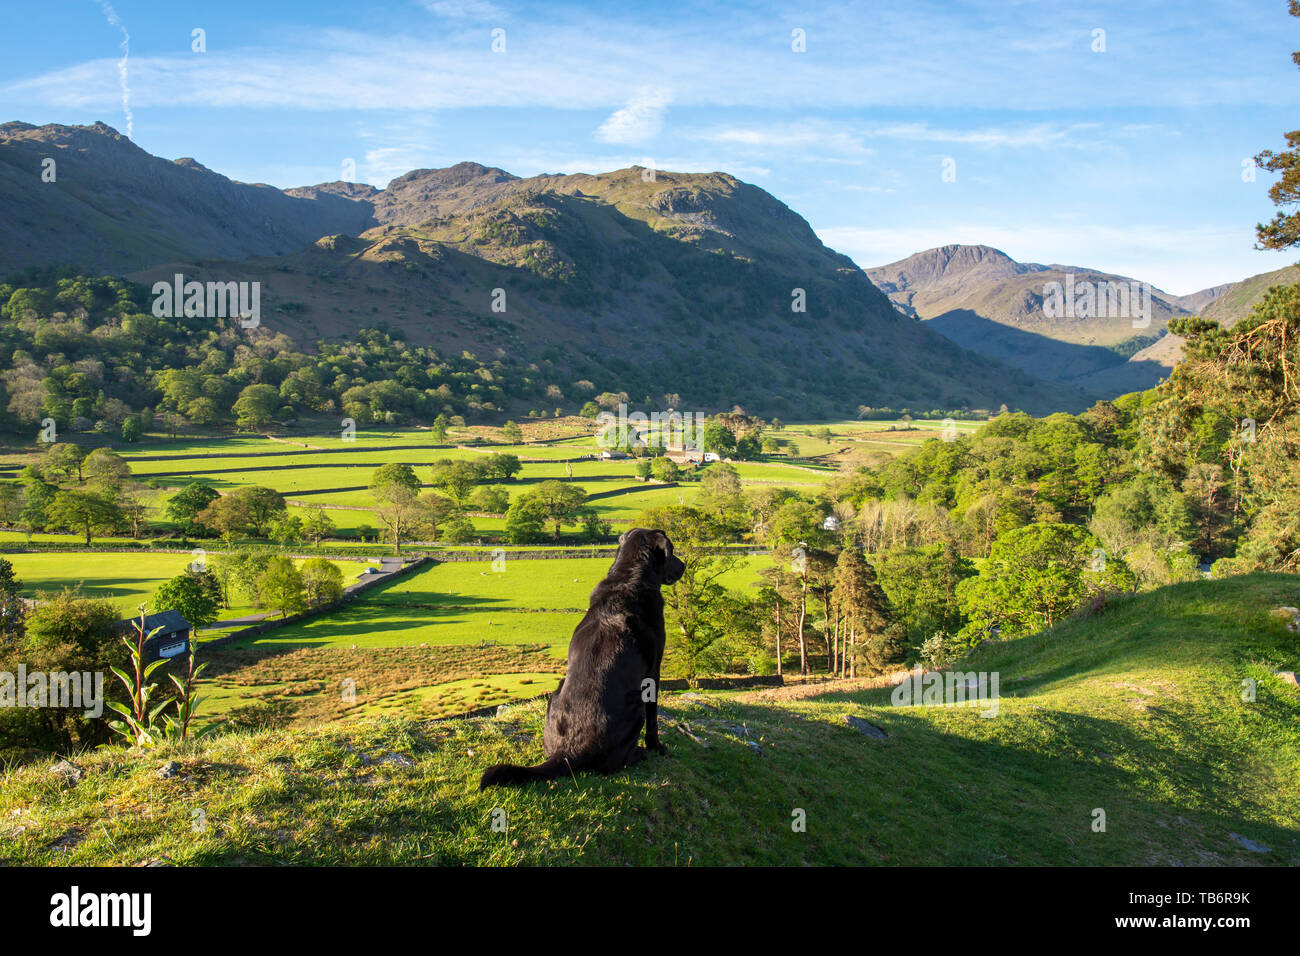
left=833, top=549, right=902, bottom=677
left=1254, top=2, right=1300, bottom=250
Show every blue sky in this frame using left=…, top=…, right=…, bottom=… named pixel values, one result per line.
left=2, top=0, right=1298, bottom=294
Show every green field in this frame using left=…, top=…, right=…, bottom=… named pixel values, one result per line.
left=727, top=461, right=832, bottom=483
left=352, top=672, right=561, bottom=719
left=214, top=554, right=768, bottom=654
left=0, top=418, right=936, bottom=750
left=191, top=553, right=770, bottom=724
left=5, top=551, right=196, bottom=610
left=4, top=550, right=373, bottom=620
left=91, top=418, right=961, bottom=539
left=285, top=505, right=381, bottom=537
left=5, top=572, right=1296, bottom=865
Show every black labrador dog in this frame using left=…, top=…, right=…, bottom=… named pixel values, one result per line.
left=480, top=528, right=685, bottom=788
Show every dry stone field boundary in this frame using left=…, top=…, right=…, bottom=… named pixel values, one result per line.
left=203, top=555, right=429, bottom=649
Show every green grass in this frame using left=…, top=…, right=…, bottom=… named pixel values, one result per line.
left=588, top=484, right=701, bottom=519
left=128, top=447, right=491, bottom=477
left=230, top=555, right=770, bottom=649
left=474, top=443, right=597, bottom=460
left=376, top=558, right=609, bottom=610
left=212, top=557, right=643, bottom=654
left=0, top=530, right=168, bottom=547
left=4, top=551, right=368, bottom=618
left=715, top=554, right=771, bottom=591
left=726, top=461, right=832, bottom=483
left=5, top=572, right=1296, bottom=865
left=184, top=558, right=593, bottom=728
left=116, top=427, right=468, bottom=458
left=189, top=555, right=770, bottom=720
left=244, top=605, right=582, bottom=652
left=49, top=419, right=972, bottom=534
left=353, top=672, right=560, bottom=719
left=285, top=505, right=380, bottom=537
left=5, top=551, right=198, bottom=610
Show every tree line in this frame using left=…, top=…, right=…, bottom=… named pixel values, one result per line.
left=635, top=291, right=1300, bottom=680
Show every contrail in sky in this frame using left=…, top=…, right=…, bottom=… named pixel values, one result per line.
left=91, top=0, right=133, bottom=139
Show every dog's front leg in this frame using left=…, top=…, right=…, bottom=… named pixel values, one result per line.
left=645, top=699, right=667, bottom=754
left=645, top=666, right=668, bottom=756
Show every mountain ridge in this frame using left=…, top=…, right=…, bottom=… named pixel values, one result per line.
left=865, top=244, right=1194, bottom=394
left=866, top=245, right=1299, bottom=389
left=0, top=120, right=373, bottom=273
left=0, top=121, right=1089, bottom=417
left=1196, top=263, right=1300, bottom=326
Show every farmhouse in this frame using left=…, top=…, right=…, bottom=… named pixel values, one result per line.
left=665, top=447, right=703, bottom=464
left=115, top=610, right=192, bottom=664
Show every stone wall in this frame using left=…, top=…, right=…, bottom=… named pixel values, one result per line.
left=203, top=556, right=431, bottom=649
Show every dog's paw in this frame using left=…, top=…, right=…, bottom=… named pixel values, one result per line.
left=651, top=741, right=669, bottom=756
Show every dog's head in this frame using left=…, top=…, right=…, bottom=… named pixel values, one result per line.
left=618, top=528, right=686, bottom=586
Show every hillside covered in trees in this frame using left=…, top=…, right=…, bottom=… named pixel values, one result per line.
left=0, top=121, right=1090, bottom=419
left=625, top=280, right=1300, bottom=679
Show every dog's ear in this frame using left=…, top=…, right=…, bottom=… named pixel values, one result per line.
left=618, top=530, right=628, bottom=546
left=654, top=530, right=685, bottom=584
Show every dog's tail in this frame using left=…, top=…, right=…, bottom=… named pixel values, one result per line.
left=479, top=754, right=572, bottom=789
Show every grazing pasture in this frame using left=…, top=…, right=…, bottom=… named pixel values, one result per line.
left=4, top=550, right=369, bottom=619
left=4, top=551, right=195, bottom=609
left=194, top=553, right=770, bottom=725
left=99, top=418, right=968, bottom=540
left=0, top=417, right=963, bottom=741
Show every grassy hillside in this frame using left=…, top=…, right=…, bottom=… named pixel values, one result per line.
left=0, top=122, right=373, bottom=276
left=1201, top=264, right=1300, bottom=327
left=4, top=572, right=1297, bottom=866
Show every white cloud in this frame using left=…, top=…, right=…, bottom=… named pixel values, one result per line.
left=690, top=122, right=873, bottom=158
left=418, top=0, right=504, bottom=19
left=594, top=87, right=671, bottom=144
left=8, top=5, right=1292, bottom=117
left=867, top=122, right=1101, bottom=149
left=362, top=145, right=439, bottom=187
left=688, top=120, right=1106, bottom=157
